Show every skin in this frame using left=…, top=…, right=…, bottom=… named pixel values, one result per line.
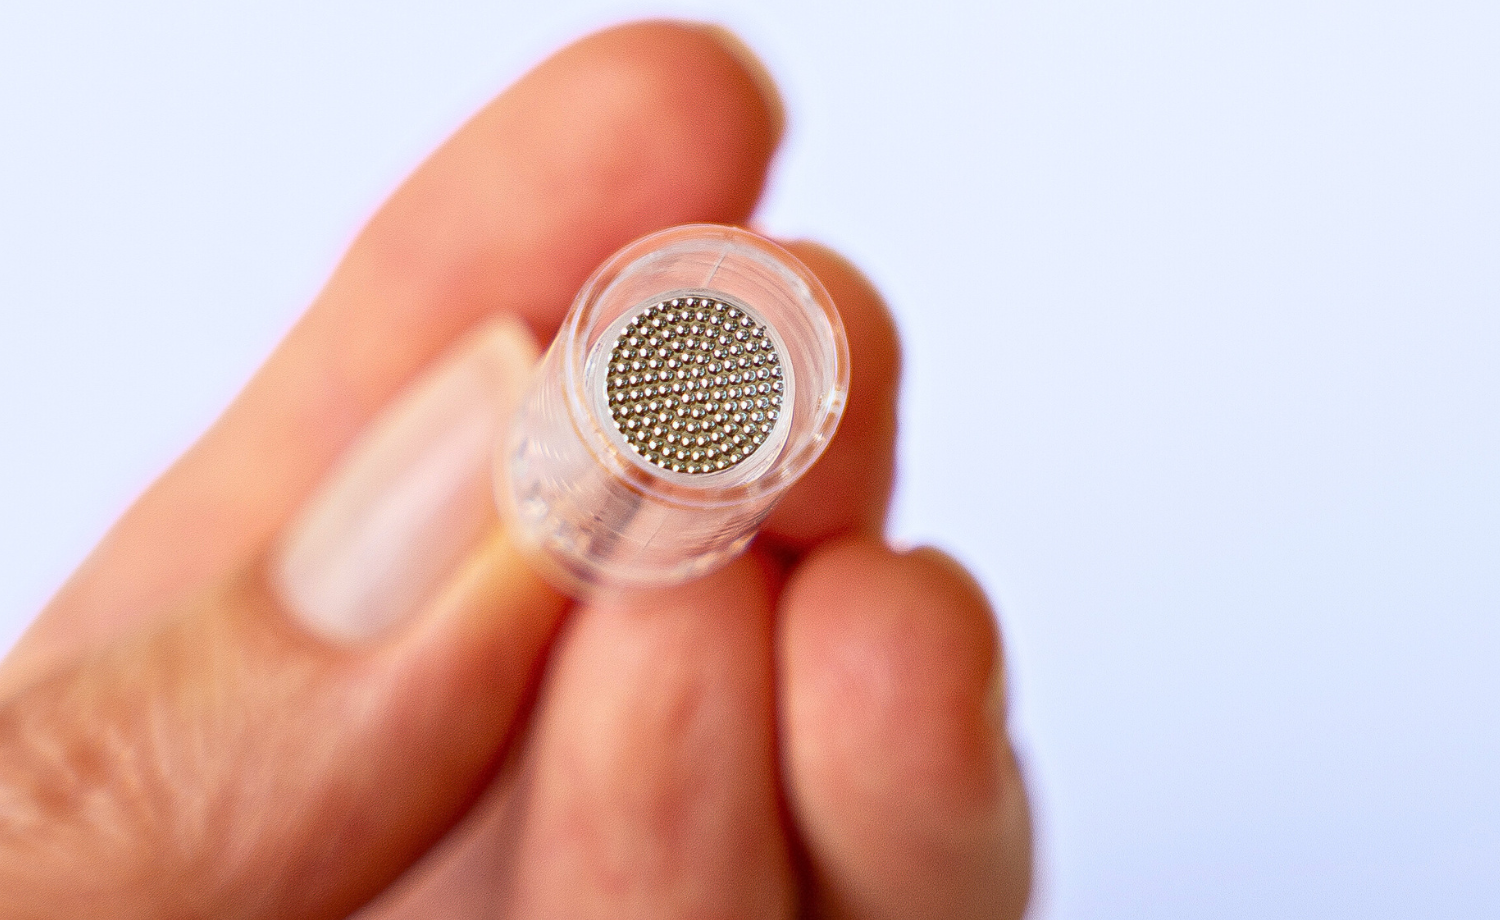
left=0, top=21, right=1032, bottom=920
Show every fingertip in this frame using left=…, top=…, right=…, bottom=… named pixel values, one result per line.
left=694, top=23, right=787, bottom=148
left=541, top=19, right=786, bottom=227
left=353, top=19, right=788, bottom=343
left=784, top=242, right=902, bottom=391
left=502, top=551, right=796, bottom=917
left=764, top=243, right=902, bottom=546
left=570, top=19, right=784, bottom=140
left=782, top=538, right=1000, bottom=804
left=779, top=537, right=1032, bottom=918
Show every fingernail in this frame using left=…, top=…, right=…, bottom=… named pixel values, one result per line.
left=700, top=24, right=786, bottom=145
left=273, top=318, right=539, bottom=643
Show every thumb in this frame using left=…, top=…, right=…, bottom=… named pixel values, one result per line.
left=0, top=319, right=565, bottom=919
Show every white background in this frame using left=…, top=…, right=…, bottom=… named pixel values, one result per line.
left=2, top=1, right=1497, bottom=916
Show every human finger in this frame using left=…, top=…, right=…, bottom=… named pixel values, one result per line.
left=0, top=324, right=568, bottom=919
left=495, top=553, right=795, bottom=918
left=760, top=242, right=900, bottom=549
left=778, top=538, right=1033, bottom=919
left=7, top=20, right=783, bottom=694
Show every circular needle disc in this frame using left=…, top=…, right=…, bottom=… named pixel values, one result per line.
left=605, top=296, right=785, bottom=474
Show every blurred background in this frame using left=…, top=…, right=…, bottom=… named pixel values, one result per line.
left=2, top=0, right=1497, bottom=916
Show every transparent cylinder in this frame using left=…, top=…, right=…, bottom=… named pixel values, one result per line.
left=496, top=224, right=849, bottom=593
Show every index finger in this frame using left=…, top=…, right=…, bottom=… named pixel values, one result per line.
left=7, top=21, right=783, bottom=689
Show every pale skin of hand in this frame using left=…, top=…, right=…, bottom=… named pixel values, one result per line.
left=0, top=21, right=1032, bottom=920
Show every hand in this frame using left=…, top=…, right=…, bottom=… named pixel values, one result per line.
left=0, top=21, right=1031, bottom=920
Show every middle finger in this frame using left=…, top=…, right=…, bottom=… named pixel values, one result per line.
left=500, top=553, right=795, bottom=917
left=760, top=241, right=902, bottom=550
